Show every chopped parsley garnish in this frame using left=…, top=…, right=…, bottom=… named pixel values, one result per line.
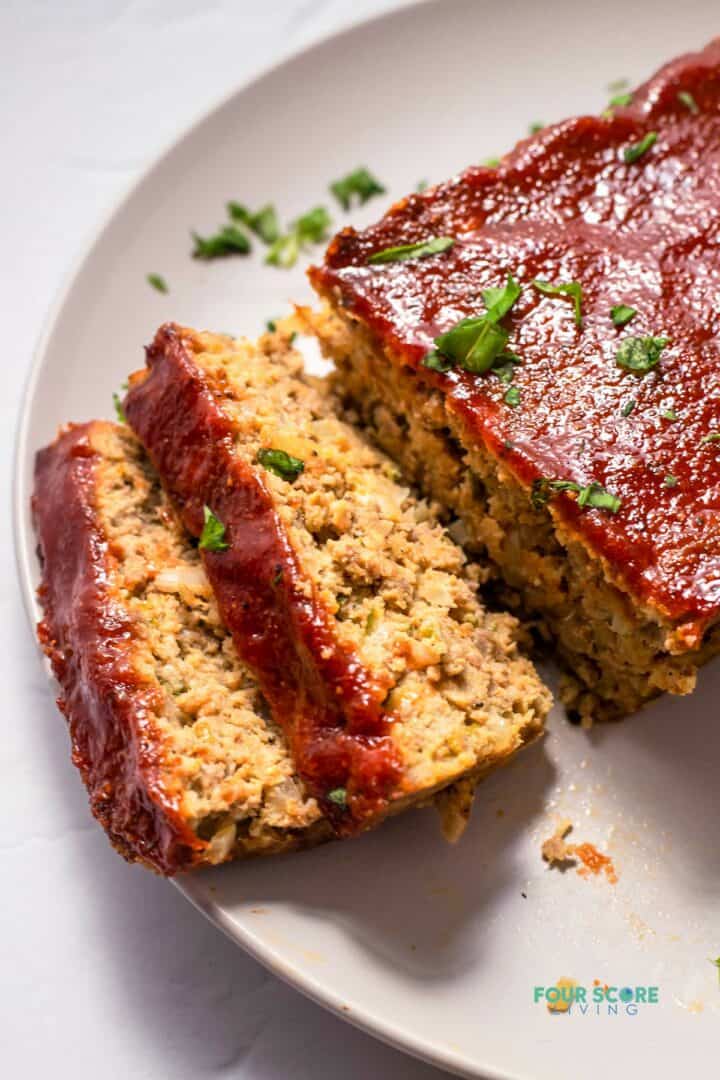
left=257, top=447, right=305, bottom=482
left=532, top=478, right=622, bottom=514
left=330, top=167, right=385, bottom=211
left=611, top=304, right=637, bottom=327
left=482, top=275, right=522, bottom=320
left=192, top=224, right=251, bottom=259
left=616, top=335, right=668, bottom=374
left=422, top=350, right=453, bottom=373
left=621, top=399, right=636, bottom=417
left=435, top=317, right=509, bottom=373
left=416, top=179, right=428, bottom=192
left=533, top=279, right=583, bottom=327
left=146, top=273, right=168, bottom=294
left=227, top=202, right=280, bottom=244
left=607, top=77, right=629, bottom=92
left=608, top=92, right=633, bottom=107
left=492, top=351, right=523, bottom=384
left=432, top=274, right=522, bottom=374
left=326, top=787, right=348, bottom=809
left=368, top=235, right=454, bottom=265
left=660, top=407, right=679, bottom=422
left=198, top=506, right=229, bottom=552
left=711, top=957, right=720, bottom=984
left=504, top=386, right=521, bottom=407
left=701, top=433, right=720, bottom=445
left=112, top=391, right=126, bottom=424
left=529, top=121, right=544, bottom=134
left=266, top=319, right=277, bottom=332
left=265, top=206, right=332, bottom=268
left=663, top=475, right=679, bottom=488
left=623, top=132, right=657, bottom=164
left=677, top=90, right=699, bottom=115
left=482, top=157, right=501, bottom=167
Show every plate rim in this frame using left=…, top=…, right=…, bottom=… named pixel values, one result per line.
left=11, top=2, right=523, bottom=1077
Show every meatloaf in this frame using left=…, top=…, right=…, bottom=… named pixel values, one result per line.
left=33, top=421, right=329, bottom=872
left=124, top=324, right=550, bottom=834
left=308, top=39, right=720, bottom=720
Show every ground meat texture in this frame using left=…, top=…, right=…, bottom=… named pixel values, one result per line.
left=307, top=39, right=720, bottom=720
left=304, top=304, right=720, bottom=720
left=33, top=421, right=327, bottom=873
left=124, top=325, right=550, bottom=832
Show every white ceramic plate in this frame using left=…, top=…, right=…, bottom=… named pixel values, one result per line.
left=15, top=2, right=720, bottom=1077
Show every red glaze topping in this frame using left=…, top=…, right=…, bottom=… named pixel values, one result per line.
left=125, top=325, right=402, bottom=831
left=311, top=40, right=720, bottom=641
left=33, top=423, right=204, bottom=874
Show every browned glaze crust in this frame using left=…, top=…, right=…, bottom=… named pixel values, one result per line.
left=124, top=325, right=402, bottom=831
left=33, top=422, right=205, bottom=874
left=311, top=39, right=720, bottom=645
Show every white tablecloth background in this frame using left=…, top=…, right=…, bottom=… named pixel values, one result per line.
left=1, top=2, right=449, bottom=1076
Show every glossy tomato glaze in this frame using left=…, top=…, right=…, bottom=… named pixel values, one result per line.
left=33, top=423, right=204, bottom=874
left=311, top=39, right=720, bottom=643
left=125, top=325, right=401, bottom=831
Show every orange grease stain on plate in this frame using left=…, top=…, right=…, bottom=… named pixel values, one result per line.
left=574, top=842, right=618, bottom=884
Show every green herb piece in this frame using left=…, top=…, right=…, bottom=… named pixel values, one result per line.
left=330, top=167, right=386, bottom=211
left=677, top=90, right=699, bottom=115
left=663, top=475, right=679, bottom=488
left=532, top=478, right=622, bottom=514
left=112, top=392, right=126, bottom=424
left=607, top=77, right=629, bottom=92
left=326, top=787, right=348, bottom=809
left=609, top=92, right=633, bottom=107
left=504, top=386, right=521, bottom=407
left=257, top=447, right=305, bottom=483
left=248, top=204, right=280, bottom=244
left=623, top=132, right=657, bottom=164
left=529, top=122, right=544, bottom=134
left=295, top=206, right=332, bottom=243
left=368, top=235, right=454, bottom=265
left=146, top=273, right=168, bottom=294
left=265, top=232, right=300, bottom=268
left=192, top=224, right=251, bottom=259
left=576, top=482, right=622, bottom=511
left=265, top=206, right=332, bottom=268
left=710, top=957, right=720, bottom=984
left=227, top=202, right=280, bottom=244
left=482, top=274, right=522, bottom=321
left=199, top=506, right=229, bottom=552
left=421, top=350, right=454, bottom=373
left=621, top=399, right=636, bottom=417
left=431, top=274, right=521, bottom=374
left=701, top=433, right=720, bottom=444
left=492, top=352, right=523, bottom=384
left=266, top=319, right=277, bottom=332
left=533, top=279, right=583, bottom=327
left=616, top=335, right=668, bottom=374
left=660, top=407, right=679, bottom=422
left=416, top=179, right=428, bottom=192
left=434, top=317, right=509, bottom=374
left=611, top=304, right=637, bottom=327
left=482, top=157, right=501, bottom=168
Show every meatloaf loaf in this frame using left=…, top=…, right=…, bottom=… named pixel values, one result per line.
left=33, top=421, right=329, bottom=872
left=308, top=39, right=720, bottom=720
left=124, top=324, right=550, bottom=835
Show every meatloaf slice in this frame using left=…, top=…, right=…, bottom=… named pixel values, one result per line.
left=124, top=324, right=550, bottom=833
left=33, top=421, right=328, bottom=873
left=308, top=39, right=720, bottom=721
